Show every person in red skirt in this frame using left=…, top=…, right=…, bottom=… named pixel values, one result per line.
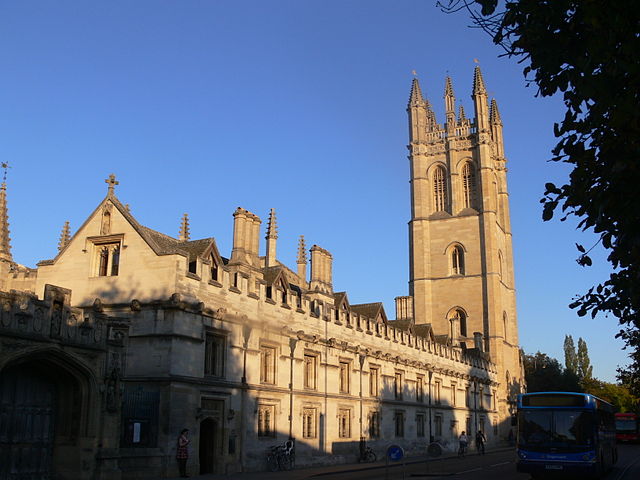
left=176, top=429, right=190, bottom=477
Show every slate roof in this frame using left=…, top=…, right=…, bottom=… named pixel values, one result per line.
left=351, top=302, right=387, bottom=322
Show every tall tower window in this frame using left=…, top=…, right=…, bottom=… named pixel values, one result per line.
left=462, top=162, right=477, bottom=209
left=451, top=245, right=465, bottom=275
left=433, top=166, right=448, bottom=212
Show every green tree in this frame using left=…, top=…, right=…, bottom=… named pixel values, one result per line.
left=564, top=335, right=578, bottom=375
left=577, top=337, right=594, bottom=381
left=441, top=0, right=640, bottom=391
left=524, top=351, right=580, bottom=393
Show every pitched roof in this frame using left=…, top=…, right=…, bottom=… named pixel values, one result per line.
left=351, top=302, right=387, bottom=323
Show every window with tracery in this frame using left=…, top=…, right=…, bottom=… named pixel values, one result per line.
left=451, top=245, right=465, bottom=275
left=433, top=166, right=448, bottom=212
left=462, top=162, right=476, bottom=209
left=96, top=242, right=120, bottom=277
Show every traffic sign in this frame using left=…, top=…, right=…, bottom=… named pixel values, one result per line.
left=386, top=444, right=404, bottom=462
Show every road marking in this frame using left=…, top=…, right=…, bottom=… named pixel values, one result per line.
left=489, top=461, right=510, bottom=467
left=455, top=467, right=482, bottom=474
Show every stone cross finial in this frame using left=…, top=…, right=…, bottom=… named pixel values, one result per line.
left=105, top=174, right=119, bottom=195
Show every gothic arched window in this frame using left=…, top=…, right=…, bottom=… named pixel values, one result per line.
left=498, top=250, right=504, bottom=279
left=433, top=166, right=448, bottom=212
left=451, top=245, right=465, bottom=276
left=462, top=162, right=476, bottom=209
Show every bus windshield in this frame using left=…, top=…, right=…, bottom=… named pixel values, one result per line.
left=518, top=410, right=594, bottom=452
left=615, top=417, right=637, bottom=433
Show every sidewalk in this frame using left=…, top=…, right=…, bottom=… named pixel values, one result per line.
left=167, top=445, right=514, bottom=480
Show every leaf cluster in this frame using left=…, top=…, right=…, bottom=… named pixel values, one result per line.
left=446, top=0, right=640, bottom=385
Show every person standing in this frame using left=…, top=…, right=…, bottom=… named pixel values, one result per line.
left=475, top=430, right=486, bottom=454
left=176, top=429, right=190, bottom=478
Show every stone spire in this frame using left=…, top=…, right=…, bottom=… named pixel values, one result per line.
left=444, top=76, right=456, bottom=131
left=0, top=163, right=12, bottom=262
left=490, top=98, right=505, bottom=157
left=472, top=65, right=490, bottom=131
left=105, top=173, right=119, bottom=196
left=297, top=235, right=307, bottom=280
left=58, top=221, right=71, bottom=251
left=408, top=77, right=425, bottom=106
left=458, top=104, right=467, bottom=122
left=178, top=213, right=190, bottom=242
left=472, top=65, right=487, bottom=96
left=265, top=208, right=278, bottom=267
left=489, top=98, right=502, bottom=125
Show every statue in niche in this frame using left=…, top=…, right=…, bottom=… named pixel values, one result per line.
left=105, top=365, right=121, bottom=413
left=101, top=204, right=113, bottom=235
left=50, top=303, right=62, bottom=337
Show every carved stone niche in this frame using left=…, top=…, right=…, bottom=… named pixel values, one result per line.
left=44, top=284, right=71, bottom=307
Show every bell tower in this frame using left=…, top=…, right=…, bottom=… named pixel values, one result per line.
left=404, top=67, right=523, bottom=423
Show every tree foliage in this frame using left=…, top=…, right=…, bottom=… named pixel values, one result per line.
left=524, top=349, right=638, bottom=412
left=576, top=337, right=594, bottom=381
left=524, top=351, right=580, bottom=393
left=440, top=0, right=640, bottom=388
left=563, top=335, right=578, bottom=375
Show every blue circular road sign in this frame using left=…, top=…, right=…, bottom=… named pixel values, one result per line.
left=386, top=444, right=404, bottom=462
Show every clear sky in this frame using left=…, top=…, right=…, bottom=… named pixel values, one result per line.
left=0, top=1, right=627, bottom=382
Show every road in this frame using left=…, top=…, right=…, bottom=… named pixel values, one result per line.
left=306, top=444, right=640, bottom=480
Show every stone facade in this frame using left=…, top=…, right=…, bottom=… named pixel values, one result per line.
left=0, top=69, right=522, bottom=480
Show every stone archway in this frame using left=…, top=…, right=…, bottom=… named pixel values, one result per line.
left=0, top=352, right=93, bottom=480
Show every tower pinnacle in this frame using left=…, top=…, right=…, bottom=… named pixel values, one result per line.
left=297, top=235, right=307, bottom=281
left=0, top=163, right=12, bottom=262
left=265, top=208, right=278, bottom=267
left=490, top=98, right=502, bottom=125
left=408, top=77, right=425, bottom=106
left=266, top=208, right=278, bottom=239
left=179, top=213, right=190, bottom=242
left=58, top=221, right=71, bottom=251
left=472, top=65, right=487, bottom=96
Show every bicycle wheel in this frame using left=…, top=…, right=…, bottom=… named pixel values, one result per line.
left=279, top=453, right=293, bottom=471
left=365, top=451, right=376, bottom=463
left=267, top=454, right=279, bottom=472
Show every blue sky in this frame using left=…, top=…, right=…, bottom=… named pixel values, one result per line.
left=0, top=1, right=627, bottom=382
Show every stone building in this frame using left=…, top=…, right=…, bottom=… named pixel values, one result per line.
left=0, top=68, right=524, bottom=479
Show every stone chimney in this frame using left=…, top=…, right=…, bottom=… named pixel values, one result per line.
left=231, top=208, right=261, bottom=266
left=395, top=296, right=413, bottom=321
left=309, top=245, right=333, bottom=294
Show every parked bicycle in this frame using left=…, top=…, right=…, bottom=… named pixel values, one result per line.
left=358, top=438, right=376, bottom=463
left=266, top=439, right=295, bottom=472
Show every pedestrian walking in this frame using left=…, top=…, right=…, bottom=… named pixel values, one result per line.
left=475, top=430, right=486, bottom=454
left=176, top=428, right=190, bottom=478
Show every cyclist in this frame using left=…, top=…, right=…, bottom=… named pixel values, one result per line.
left=458, top=431, right=468, bottom=457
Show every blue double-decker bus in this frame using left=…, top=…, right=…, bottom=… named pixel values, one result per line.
left=516, top=392, right=617, bottom=478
